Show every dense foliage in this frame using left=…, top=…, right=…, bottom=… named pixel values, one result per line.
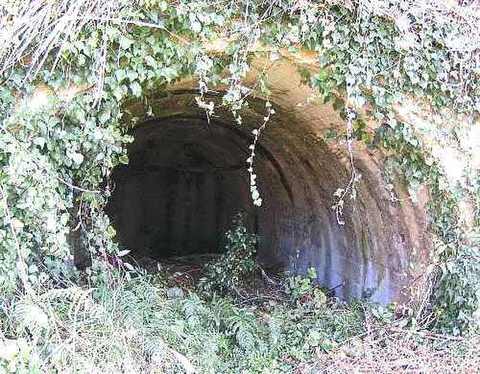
left=10, top=265, right=476, bottom=373
left=1, top=5, right=480, bottom=372
left=0, top=217, right=476, bottom=372
left=199, top=214, right=258, bottom=296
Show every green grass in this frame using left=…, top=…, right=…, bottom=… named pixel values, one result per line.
left=1, top=266, right=478, bottom=373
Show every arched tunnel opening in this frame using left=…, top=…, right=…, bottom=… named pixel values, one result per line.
left=106, top=91, right=427, bottom=304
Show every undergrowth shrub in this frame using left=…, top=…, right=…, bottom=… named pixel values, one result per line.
left=1, top=263, right=479, bottom=373
left=285, top=267, right=327, bottom=307
left=199, top=214, right=257, bottom=296
left=0, top=266, right=365, bottom=373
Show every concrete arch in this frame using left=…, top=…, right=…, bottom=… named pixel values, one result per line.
left=108, top=58, right=430, bottom=303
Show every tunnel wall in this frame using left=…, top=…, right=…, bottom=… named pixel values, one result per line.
left=113, top=58, right=431, bottom=304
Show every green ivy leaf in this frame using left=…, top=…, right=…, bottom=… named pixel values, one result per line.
left=70, top=152, right=84, bottom=165
left=119, top=36, right=133, bottom=50
left=130, top=81, right=142, bottom=97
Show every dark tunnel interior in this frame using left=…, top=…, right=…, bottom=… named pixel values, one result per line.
left=107, top=117, right=257, bottom=260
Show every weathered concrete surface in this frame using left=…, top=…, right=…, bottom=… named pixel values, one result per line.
left=108, top=57, right=432, bottom=304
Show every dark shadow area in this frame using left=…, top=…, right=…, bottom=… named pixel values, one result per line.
left=107, top=118, right=256, bottom=260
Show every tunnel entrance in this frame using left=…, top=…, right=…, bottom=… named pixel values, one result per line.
left=107, top=117, right=256, bottom=260
left=105, top=88, right=426, bottom=303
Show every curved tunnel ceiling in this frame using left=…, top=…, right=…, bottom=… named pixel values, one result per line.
left=108, top=87, right=430, bottom=304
